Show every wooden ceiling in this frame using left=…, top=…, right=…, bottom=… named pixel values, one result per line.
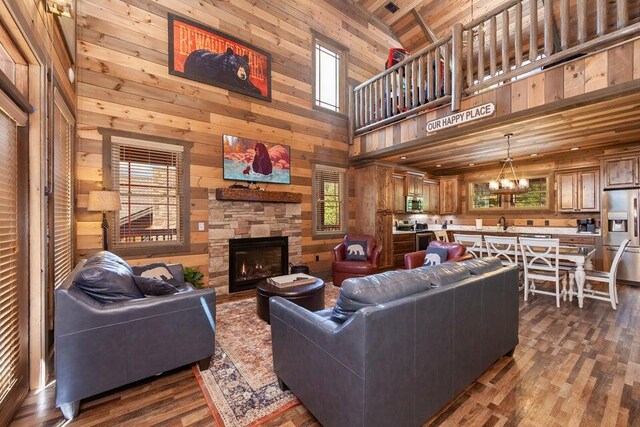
left=370, top=91, right=640, bottom=175
left=357, top=0, right=640, bottom=54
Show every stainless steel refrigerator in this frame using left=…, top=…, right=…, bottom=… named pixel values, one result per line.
left=602, top=189, right=640, bottom=285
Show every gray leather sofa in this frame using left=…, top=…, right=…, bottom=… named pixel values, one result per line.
left=55, top=260, right=216, bottom=420
left=270, top=259, right=519, bottom=427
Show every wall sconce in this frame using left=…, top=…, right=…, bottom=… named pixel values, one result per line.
left=46, top=0, right=73, bottom=18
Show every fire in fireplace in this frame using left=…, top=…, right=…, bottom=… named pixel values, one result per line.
left=229, top=236, right=288, bottom=293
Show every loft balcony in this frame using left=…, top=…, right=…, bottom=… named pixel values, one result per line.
left=349, top=0, right=640, bottom=167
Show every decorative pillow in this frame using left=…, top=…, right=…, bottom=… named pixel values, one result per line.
left=331, top=269, right=431, bottom=323
left=423, top=246, right=449, bottom=266
left=133, top=275, right=178, bottom=296
left=345, top=239, right=368, bottom=261
left=131, top=263, right=175, bottom=281
left=72, top=251, right=143, bottom=304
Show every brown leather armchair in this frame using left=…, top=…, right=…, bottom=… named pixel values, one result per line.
left=332, top=235, right=381, bottom=287
left=404, top=240, right=473, bottom=270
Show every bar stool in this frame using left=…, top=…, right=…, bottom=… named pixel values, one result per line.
left=433, top=230, right=449, bottom=242
left=453, top=234, right=484, bottom=258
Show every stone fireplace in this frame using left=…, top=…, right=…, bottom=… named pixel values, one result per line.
left=208, top=190, right=302, bottom=294
left=228, top=236, right=288, bottom=293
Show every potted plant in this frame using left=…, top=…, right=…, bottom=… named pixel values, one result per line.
left=184, top=266, right=205, bottom=289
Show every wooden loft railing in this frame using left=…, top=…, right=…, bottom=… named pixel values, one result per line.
left=351, top=0, right=640, bottom=135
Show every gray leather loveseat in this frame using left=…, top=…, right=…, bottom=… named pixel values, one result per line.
left=55, top=258, right=216, bottom=420
left=270, top=258, right=519, bottom=427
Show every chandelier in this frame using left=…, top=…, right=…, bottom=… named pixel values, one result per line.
left=488, top=134, right=529, bottom=195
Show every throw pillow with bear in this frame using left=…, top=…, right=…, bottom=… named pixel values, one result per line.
left=345, top=239, right=368, bottom=261
left=423, top=246, right=449, bottom=266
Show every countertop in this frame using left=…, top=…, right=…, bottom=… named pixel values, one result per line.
left=393, top=225, right=601, bottom=237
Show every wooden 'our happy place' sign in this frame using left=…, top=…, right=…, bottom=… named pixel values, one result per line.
left=426, top=103, right=495, bottom=133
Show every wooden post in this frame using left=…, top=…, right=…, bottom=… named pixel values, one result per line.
left=529, top=0, right=538, bottom=62
left=560, top=0, right=569, bottom=50
left=617, top=0, right=629, bottom=28
left=411, top=59, right=417, bottom=108
left=452, top=23, right=463, bottom=111
left=426, top=50, right=434, bottom=101
left=466, top=29, right=473, bottom=87
left=373, top=78, right=378, bottom=123
left=597, top=0, right=607, bottom=35
left=515, top=1, right=523, bottom=67
left=348, top=84, right=355, bottom=144
left=489, top=16, right=497, bottom=76
left=398, top=67, right=405, bottom=111
left=384, top=74, right=390, bottom=119
left=478, top=23, right=485, bottom=82
left=404, top=63, right=410, bottom=109
left=354, top=88, right=360, bottom=129
left=501, top=9, right=510, bottom=73
left=434, top=48, right=441, bottom=99
left=391, top=68, right=397, bottom=114
left=417, top=55, right=423, bottom=106
left=444, top=42, right=451, bottom=96
left=577, top=0, right=587, bottom=43
left=544, top=0, right=554, bottom=56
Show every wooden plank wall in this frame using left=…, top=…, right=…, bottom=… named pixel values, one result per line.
left=352, top=37, right=640, bottom=157
left=74, top=0, right=397, bottom=278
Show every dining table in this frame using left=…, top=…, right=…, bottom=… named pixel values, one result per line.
left=465, top=244, right=597, bottom=308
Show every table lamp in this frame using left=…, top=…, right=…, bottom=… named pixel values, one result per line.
left=87, top=190, right=121, bottom=251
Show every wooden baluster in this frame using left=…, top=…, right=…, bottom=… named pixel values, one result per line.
left=560, top=0, right=569, bottom=50
left=434, top=48, right=441, bottom=99
left=466, top=29, right=474, bottom=87
left=348, top=85, right=355, bottom=141
left=617, top=0, right=628, bottom=28
left=489, top=16, right=497, bottom=77
left=515, top=1, right=523, bottom=67
left=398, top=67, right=405, bottom=112
left=418, top=55, right=423, bottom=106
left=404, top=63, right=410, bottom=109
left=355, top=88, right=360, bottom=128
left=452, top=23, right=463, bottom=111
left=368, top=84, right=373, bottom=124
left=379, top=78, right=384, bottom=117
left=577, top=0, right=587, bottom=43
left=391, top=68, right=397, bottom=114
left=444, top=42, right=451, bottom=96
left=384, top=74, right=389, bottom=119
left=544, top=0, right=554, bottom=56
left=529, top=0, right=538, bottom=62
left=373, top=78, right=378, bottom=123
left=426, top=50, right=434, bottom=101
left=478, top=23, right=485, bottom=82
left=597, top=0, right=607, bottom=36
left=359, top=88, right=364, bottom=126
left=502, top=9, right=510, bottom=73
left=411, top=60, right=417, bottom=108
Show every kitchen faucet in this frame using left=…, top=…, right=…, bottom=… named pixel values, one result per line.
left=498, top=216, right=508, bottom=231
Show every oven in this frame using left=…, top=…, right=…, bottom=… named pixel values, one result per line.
left=416, top=231, right=435, bottom=251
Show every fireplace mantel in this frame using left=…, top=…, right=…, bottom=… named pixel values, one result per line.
left=215, top=188, right=302, bottom=203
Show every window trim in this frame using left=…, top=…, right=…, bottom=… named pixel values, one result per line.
left=311, top=162, right=348, bottom=239
left=311, top=30, right=348, bottom=117
left=100, top=128, right=192, bottom=257
left=467, top=174, right=552, bottom=212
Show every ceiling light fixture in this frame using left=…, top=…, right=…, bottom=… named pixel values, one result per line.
left=571, top=147, right=580, bottom=151
left=530, top=153, right=538, bottom=157
left=488, top=133, right=529, bottom=195
left=400, top=156, right=407, bottom=160
left=469, top=163, right=475, bottom=166
left=436, top=164, right=442, bottom=167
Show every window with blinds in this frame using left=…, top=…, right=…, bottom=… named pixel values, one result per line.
left=51, top=92, right=74, bottom=293
left=0, top=110, right=22, bottom=418
left=313, top=164, right=347, bottom=235
left=108, top=134, right=189, bottom=253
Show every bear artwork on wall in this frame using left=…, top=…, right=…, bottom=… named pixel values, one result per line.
left=168, top=14, right=272, bottom=102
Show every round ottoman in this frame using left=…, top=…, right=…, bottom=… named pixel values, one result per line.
left=256, top=278, right=325, bottom=324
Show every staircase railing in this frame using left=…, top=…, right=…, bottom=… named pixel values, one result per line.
left=353, top=0, right=640, bottom=136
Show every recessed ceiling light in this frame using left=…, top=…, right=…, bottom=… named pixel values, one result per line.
left=530, top=153, right=538, bottom=157
left=384, top=2, right=400, bottom=13
left=468, top=163, right=475, bottom=166
left=400, top=156, right=407, bottom=160
left=436, top=164, right=442, bottom=167
left=571, top=147, right=580, bottom=151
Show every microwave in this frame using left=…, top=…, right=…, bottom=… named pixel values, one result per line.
left=406, top=196, right=424, bottom=213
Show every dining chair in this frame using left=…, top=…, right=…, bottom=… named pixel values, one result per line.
left=453, top=234, right=483, bottom=258
left=573, top=238, right=630, bottom=310
left=433, top=230, right=449, bottom=242
left=484, top=235, right=518, bottom=266
left=519, top=237, right=565, bottom=308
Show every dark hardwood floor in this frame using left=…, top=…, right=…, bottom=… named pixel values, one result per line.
left=10, top=284, right=640, bottom=427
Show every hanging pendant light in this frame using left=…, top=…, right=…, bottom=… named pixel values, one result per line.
left=489, top=134, right=529, bottom=195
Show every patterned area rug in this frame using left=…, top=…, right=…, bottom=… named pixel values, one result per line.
left=195, top=284, right=340, bottom=427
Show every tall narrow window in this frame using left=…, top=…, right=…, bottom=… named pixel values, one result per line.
left=313, top=32, right=347, bottom=113
left=313, top=164, right=347, bottom=236
left=103, top=131, right=190, bottom=255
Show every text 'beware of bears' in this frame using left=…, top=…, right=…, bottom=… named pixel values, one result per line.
left=168, top=14, right=272, bottom=102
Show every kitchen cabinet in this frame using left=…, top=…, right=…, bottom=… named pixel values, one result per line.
left=393, top=233, right=416, bottom=267
left=602, top=156, right=639, bottom=189
left=423, top=179, right=440, bottom=214
left=392, top=174, right=405, bottom=213
left=439, top=176, right=460, bottom=215
left=403, top=172, right=424, bottom=197
left=556, top=169, right=600, bottom=212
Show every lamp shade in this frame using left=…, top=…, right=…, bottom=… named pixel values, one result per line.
left=87, top=191, right=121, bottom=212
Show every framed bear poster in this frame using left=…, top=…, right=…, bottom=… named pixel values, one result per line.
left=168, top=14, right=272, bottom=102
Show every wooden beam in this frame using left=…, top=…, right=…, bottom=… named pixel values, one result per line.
left=412, top=9, right=438, bottom=44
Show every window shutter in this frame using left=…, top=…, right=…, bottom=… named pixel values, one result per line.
left=0, top=110, right=20, bottom=408
left=52, top=93, right=74, bottom=292
left=111, top=138, right=185, bottom=247
left=314, top=165, right=346, bottom=234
